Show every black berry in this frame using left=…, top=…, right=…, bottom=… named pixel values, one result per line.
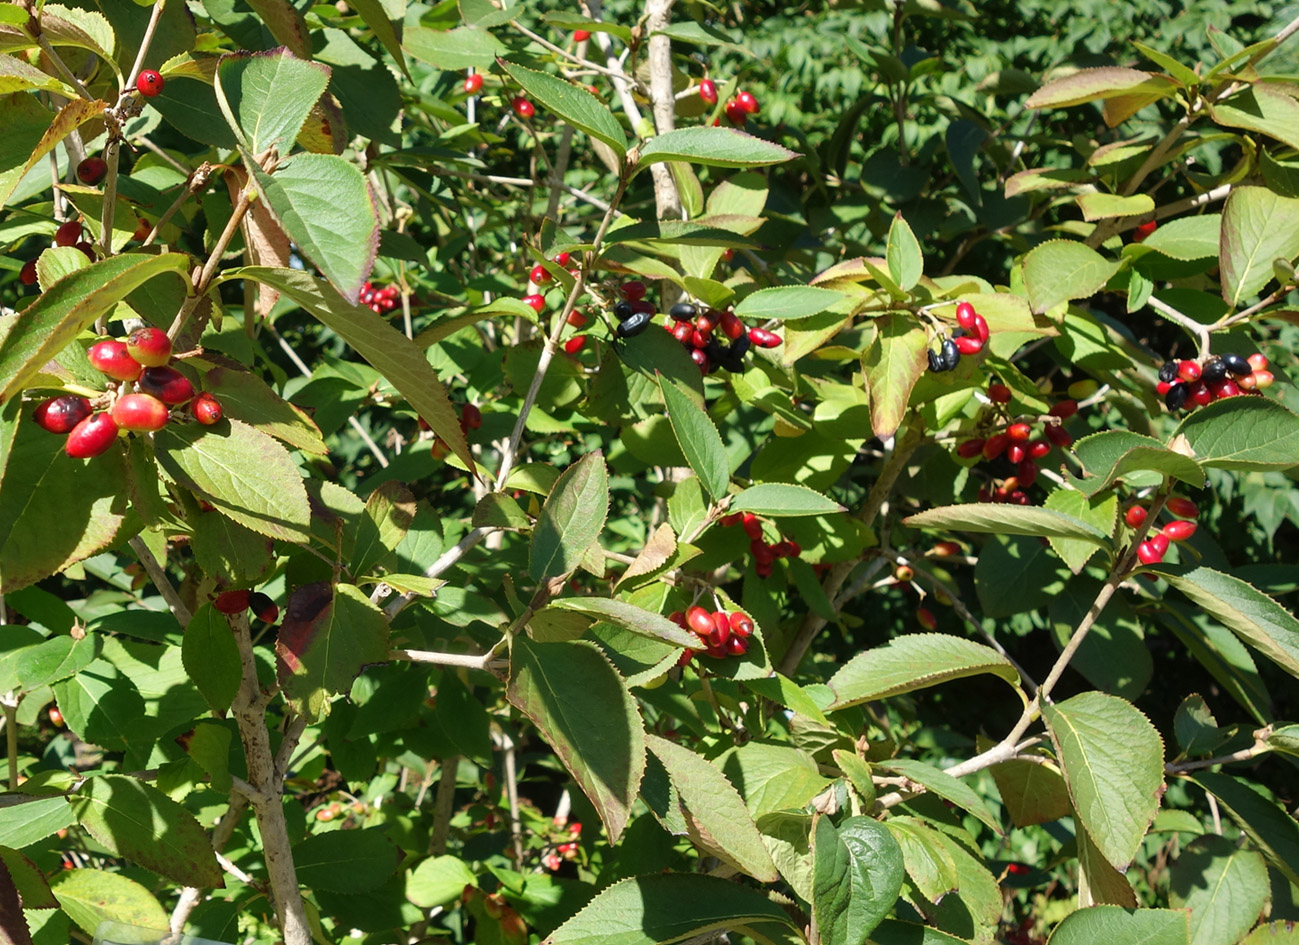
left=1201, top=358, right=1227, bottom=384
left=940, top=338, right=960, bottom=371
left=1165, top=382, right=1189, bottom=410
left=669, top=302, right=697, bottom=321
left=1158, top=361, right=1179, bottom=383
left=1220, top=353, right=1251, bottom=376
left=615, top=310, right=651, bottom=338
left=613, top=300, right=634, bottom=321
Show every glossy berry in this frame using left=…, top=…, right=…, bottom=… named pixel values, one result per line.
left=573, top=29, right=591, bottom=41
left=932, top=541, right=961, bottom=557
left=1165, top=383, right=1189, bottom=411
left=616, top=310, right=652, bottom=338
left=19, top=258, right=38, bottom=285
left=1158, top=361, right=1179, bottom=384
left=1189, top=381, right=1212, bottom=406
left=1124, top=505, right=1147, bottom=528
left=1253, top=370, right=1275, bottom=389
left=1136, top=540, right=1163, bottom=565
left=953, top=336, right=983, bottom=355
left=1165, top=497, right=1198, bottom=519
left=1007, top=422, right=1032, bottom=441
left=1132, top=220, right=1157, bottom=242
left=1050, top=399, right=1078, bottom=418
left=65, top=412, right=119, bottom=458
left=982, top=433, right=1009, bottom=461
left=55, top=219, right=82, bottom=246
left=34, top=395, right=92, bottom=434
left=1162, top=520, right=1197, bottom=542
left=1177, top=360, right=1201, bottom=382
left=1029, top=439, right=1051, bottom=459
left=88, top=340, right=143, bottom=382
left=916, top=607, right=938, bottom=631
left=521, top=294, right=545, bottom=313
left=511, top=96, right=535, bottom=119
left=566, top=309, right=588, bottom=328
left=973, top=314, right=989, bottom=343
left=126, top=326, right=172, bottom=367
left=1210, top=379, right=1241, bottom=399
left=111, top=392, right=169, bottom=432
left=530, top=263, right=551, bottom=285
left=1044, top=424, right=1072, bottom=448
left=729, top=612, right=754, bottom=637
left=709, top=611, right=731, bottom=645
left=249, top=592, right=278, bottom=623
left=1220, top=353, right=1251, bottom=376
left=191, top=391, right=223, bottom=425
left=1006, top=443, right=1025, bottom=464
left=136, top=69, right=164, bottom=97
left=669, top=302, right=696, bottom=321
left=988, top=383, right=1012, bottom=404
left=553, top=251, right=572, bottom=268
left=725, top=635, right=748, bottom=656
left=736, top=90, right=760, bottom=114
left=138, top=366, right=195, bottom=405
left=956, top=438, right=985, bottom=459
left=214, top=589, right=252, bottom=614
left=74, top=241, right=95, bottom=262
left=724, top=98, right=747, bottom=125
left=76, top=156, right=107, bottom=184
left=1017, top=459, right=1038, bottom=487
left=938, top=338, right=960, bottom=371
left=1202, top=359, right=1227, bottom=384
left=748, top=328, right=781, bottom=348
left=563, top=335, right=586, bottom=354
left=1150, top=532, right=1170, bottom=556
left=461, top=404, right=483, bottom=430
left=618, top=280, right=647, bottom=302
left=741, top=512, right=763, bottom=540
left=1248, top=353, right=1269, bottom=372
left=686, top=606, right=713, bottom=639
left=699, top=78, right=717, bottom=104
left=955, top=301, right=977, bottom=330
left=464, top=73, right=483, bottom=95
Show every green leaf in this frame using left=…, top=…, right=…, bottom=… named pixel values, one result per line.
left=0, top=252, right=189, bottom=404
left=869, top=920, right=974, bottom=945
left=885, top=817, right=960, bottom=904
left=221, top=267, right=472, bottom=471
left=348, top=0, right=410, bottom=78
left=529, top=452, right=609, bottom=582
left=733, top=285, right=846, bottom=321
left=184, top=721, right=232, bottom=793
left=154, top=418, right=312, bottom=544
left=904, top=504, right=1111, bottom=544
left=1219, top=185, right=1299, bottom=307
left=292, top=826, right=402, bottom=893
left=1049, top=578, right=1151, bottom=699
left=403, top=25, right=505, bottom=70
left=50, top=869, right=167, bottom=938
left=69, top=775, right=222, bottom=887
left=0, top=52, right=75, bottom=95
left=0, top=796, right=75, bottom=849
left=658, top=373, right=729, bottom=503
left=1211, top=85, right=1299, bottom=161
left=1191, top=772, right=1299, bottom=887
left=1022, top=239, right=1120, bottom=315
left=1026, top=66, right=1164, bottom=109
left=729, top=483, right=844, bottom=517
left=0, top=97, right=105, bottom=213
left=1043, top=489, right=1118, bottom=574
left=1045, top=905, right=1189, bottom=945
left=190, top=510, right=274, bottom=585
left=1160, top=565, right=1299, bottom=679
left=499, top=59, right=627, bottom=157
left=354, top=480, right=416, bottom=577
left=878, top=759, right=1001, bottom=835
left=251, top=154, right=380, bottom=304
left=1067, top=430, right=1205, bottom=495
left=51, top=662, right=145, bottom=754
left=1243, top=924, right=1299, bottom=945
left=813, top=816, right=904, bottom=945
left=544, top=873, right=797, bottom=945
left=1173, top=397, right=1299, bottom=471
left=827, top=634, right=1019, bottom=710
left=276, top=583, right=390, bottom=721
left=1169, top=834, right=1268, bottom=945
left=214, top=49, right=330, bottom=155
left=541, top=12, right=633, bottom=44
left=181, top=604, right=241, bottom=713
left=15, top=633, right=101, bottom=690
left=1076, top=192, right=1155, bottom=222
left=646, top=734, right=778, bottom=882
left=549, top=597, right=698, bottom=649
left=1041, top=692, right=1164, bottom=869
left=989, top=749, right=1072, bottom=828
left=636, top=128, right=799, bottom=170
left=885, top=212, right=923, bottom=290
left=407, top=855, right=477, bottom=909
left=862, top=313, right=928, bottom=439
left=1139, top=215, right=1221, bottom=261
left=201, top=364, right=328, bottom=455
left=507, top=636, right=645, bottom=843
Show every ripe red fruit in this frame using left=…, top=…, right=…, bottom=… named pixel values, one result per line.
left=736, top=90, right=760, bottom=114
left=48, top=706, right=64, bottom=727
left=690, top=349, right=709, bottom=373
left=461, top=404, right=483, bottom=430
left=618, top=281, right=647, bottom=302
left=1017, top=459, right=1038, bottom=488
left=916, top=607, right=937, bottom=630
left=1028, top=439, right=1050, bottom=459
left=932, top=541, right=961, bottom=557
left=111, top=392, right=169, bottom=432
left=699, top=78, right=717, bottom=104
left=1049, top=399, right=1078, bottom=418
left=88, top=339, right=143, bottom=381
left=65, top=412, right=119, bottom=458
left=1162, top=520, right=1197, bottom=542
left=720, top=311, right=744, bottom=340
left=988, top=383, right=1012, bottom=404
left=214, top=589, right=252, bottom=614
left=1006, top=443, right=1026, bottom=464
left=511, top=96, right=535, bottom=119
left=573, top=29, right=591, bottom=41
left=1007, top=422, right=1032, bottom=441
left=1125, top=505, right=1147, bottom=528
left=953, top=336, right=983, bottom=355
left=955, top=302, right=976, bottom=330
left=725, top=636, right=749, bottom=656
left=772, top=539, right=801, bottom=558
left=553, top=252, right=572, bottom=267
left=671, top=321, right=693, bottom=343
left=74, top=241, right=96, bottom=262
left=19, top=258, right=38, bottom=285
left=1150, top=532, right=1170, bottom=556
left=956, top=438, right=985, bottom=459
left=1248, top=352, right=1269, bottom=372
left=126, top=326, right=172, bottom=367
left=566, top=309, right=587, bottom=328
left=724, top=98, right=747, bottom=125
left=137, top=366, right=195, bottom=405
left=1044, top=424, right=1072, bottom=448
left=250, top=592, right=279, bottom=623
left=136, top=69, right=164, bottom=97
left=34, top=395, right=92, bottom=434
left=1132, top=220, right=1158, bottom=242
left=719, top=513, right=743, bottom=527
left=521, top=294, right=545, bottom=313
left=729, top=612, right=754, bottom=637
left=982, top=433, right=1009, bottom=461
left=464, top=73, right=483, bottom=95
left=1178, top=360, right=1201, bottom=382
left=530, top=263, right=551, bottom=285
left=685, top=606, right=713, bottom=639
left=668, top=611, right=687, bottom=627
left=710, top=611, right=731, bottom=645
left=973, top=314, right=990, bottom=343
left=1136, top=540, right=1163, bottom=565
left=191, top=391, right=223, bottom=425
left=76, top=156, right=107, bottom=184
left=1164, top=497, right=1198, bottom=519
left=741, top=512, right=764, bottom=540
left=563, top=335, right=587, bottom=354
left=748, top=328, right=781, bottom=348
left=55, top=219, right=82, bottom=246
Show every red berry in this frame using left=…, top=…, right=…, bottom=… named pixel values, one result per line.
left=214, top=589, right=252, bottom=614
left=719, top=513, right=743, bottom=527
left=982, top=433, right=1009, bottom=461
left=48, top=707, right=64, bottom=727
left=685, top=606, right=713, bottom=640
left=1150, top=532, right=1170, bottom=556
left=461, top=404, right=482, bottom=430
left=126, top=326, right=172, bottom=367
left=521, top=294, right=545, bottom=313
left=1211, top=379, right=1241, bottom=399
left=720, top=312, right=744, bottom=340
left=511, top=96, right=535, bottom=119
left=573, top=29, right=590, bottom=41
left=973, top=314, right=989, bottom=343
left=249, top=592, right=278, bottom=623
left=1162, top=520, right=1197, bottom=542
left=725, top=636, right=749, bottom=656
left=1007, top=422, right=1032, bottom=441
left=955, top=302, right=976, bottom=330
left=671, top=321, right=693, bottom=344
left=1049, top=399, right=1078, bottom=418
left=752, top=542, right=775, bottom=567
left=553, top=252, right=572, bottom=267
left=76, top=156, right=107, bottom=184
left=956, top=438, right=985, bottom=459
left=65, top=412, right=119, bottom=458
left=916, top=607, right=937, bottom=630
left=1178, top=360, right=1201, bottom=382
left=74, top=241, right=96, bottom=262
left=618, top=281, right=647, bottom=302
left=1164, top=497, right=1198, bottom=519
left=689, top=328, right=710, bottom=349
left=1248, top=353, right=1269, bottom=372
left=1156, top=381, right=1172, bottom=395
left=19, top=258, right=38, bottom=285
left=136, top=69, right=164, bottom=97
left=710, top=611, right=731, bottom=646
left=563, top=335, right=587, bottom=354
left=741, top=512, right=763, bottom=540
left=530, top=264, right=551, bottom=285
left=88, top=339, right=143, bottom=382
left=724, top=98, right=747, bottom=125
left=1136, top=540, right=1163, bottom=565
left=1017, top=459, right=1038, bottom=488
left=773, top=539, right=801, bottom=558
left=736, top=90, right=760, bottom=114
left=1029, top=439, right=1051, bottom=459
left=1133, top=220, right=1157, bottom=242
left=953, top=336, right=983, bottom=355
left=988, top=383, right=1012, bottom=404
left=464, top=73, right=483, bottom=95
left=690, top=350, right=709, bottom=373
left=1007, top=863, right=1031, bottom=876
left=111, top=392, right=169, bottom=432
left=748, top=328, right=781, bottom=348
left=138, top=366, right=195, bottom=405
left=932, top=541, right=961, bottom=557
left=34, top=395, right=92, bottom=434
left=191, top=391, right=223, bottom=425
left=1125, top=505, right=1147, bottom=528
left=729, top=612, right=754, bottom=637
left=699, top=79, right=717, bottom=104
left=566, top=309, right=588, bottom=328
left=1045, top=424, right=1072, bottom=448
left=55, top=219, right=82, bottom=246
left=668, top=611, right=686, bottom=627
left=1006, top=443, right=1026, bottom=464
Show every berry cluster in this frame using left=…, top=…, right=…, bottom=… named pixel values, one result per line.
left=927, top=301, right=991, bottom=373
left=664, top=301, right=781, bottom=374
left=542, top=819, right=582, bottom=871
left=720, top=511, right=801, bottom=577
left=359, top=280, right=400, bottom=315
left=213, top=588, right=280, bottom=623
left=958, top=387, right=1077, bottom=498
left=670, top=605, right=755, bottom=661
left=1127, top=496, right=1198, bottom=565
left=722, top=90, right=760, bottom=126
left=34, top=328, right=221, bottom=459
left=1157, top=353, right=1272, bottom=411
left=18, top=217, right=97, bottom=286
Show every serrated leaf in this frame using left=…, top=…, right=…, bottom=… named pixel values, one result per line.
left=50, top=870, right=167, bottom=938
left=0, top=97, right=105, bottom=214
left=292, top=826, right=402, bottom=893
left=904, top=504, right=1111, bottom=544
left=184, top=722, right=232, bottom=793
left=191, top=511, right=274, bottom=585
left=1169, top=834, right=1267, bottom=945
left=154, top=418, right=312, bottom=544
left=201, top=365, right=327, bottom=455
left=1043, top=489, right=1118, bottom=573
left=1067, top=430, right=1205, bottom=495
left=1219, top=186, right=1299, bottom=307
left=471, top=492, right=530, bottom=530
left=827, top=634, right=1019, bottom=710
left=549, top=597, right=698, bottom=649
left=499, top=59, right=627, bottom=157
left=0, top=51, right=75, bottom=95
left=69, top=775, right=222, bottom=887
left=862, top=312, right=927, bottom=439
left=885, top=213, right=923, bottom=290
left=354, top=480, right=416, bottom=577
left=1139, top=215, right=1221, bottom=261
left=636, top=127, right=799, bottom=170
left=886, top=817, right=960, bottom=903
left=813, top=816, right=904, bottom=945
left=1076, top=192, right=1154, bottom=222
left=729, top=483, right=844, bottom=517
left=50, top=662, right=145, bottom=754
left=1047, top=905, right=1189, bottom=945
left=1213, top=87, right=1299, bottom=173
left=647, top=734, right=778, bottom=882
left=407, top=855, right=476, bottom=909
left=403, top=25, right=505, bottom=70
left=182, top=605, right=242, bottom=713
left=1173, top=397, right=1299, bottom=471
left=658, top=373, right=729, bottom=502
left=1026, top=67, right=1162, bottom=109
left=1191, top=772, right=1299, bottom=887
left=529, top=452, right=609, bottom=582
left=879, top=759, right=1001, bottom=834
left=989, top=749, right=1072, bottom=827
left=1042, top=692, right=1164, bottom=869
left=614, top=523, right=676, bottom=590
left=733, top=285, right=845, bottom=321
left=348, top=0, right=409, bottom=77
left=1022, top=239, right=1120, bottom=314
left=508, top=636, right=644, bottom=843
left=214, top=48, right=330, bottom=155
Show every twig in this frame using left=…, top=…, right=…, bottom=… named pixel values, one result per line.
left=1166, top=737, right=1272, bottom=774
left=495, top=730, right=526, bottom=864
left=166, top=183, right=259, bottom=341
left=384, top=526, right=500, bottom=618
left=1, top=697, right=18, bottom=791
left=389, top=648, right=501, bottom=670
left=1146, top=295, right=1211, bottom=361
left=128, top=535, right=193, bottom=626
left=512, top=22, right=629, bottom=82
left=645, top=0, right=682, bottom=220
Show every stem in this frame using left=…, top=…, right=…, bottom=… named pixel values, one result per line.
left=2, top=698, right=18, bottom=791
left=383, top=526, right=501, bottom=618
left=167, top=183, right=258, bottom=341
left=122, top=0, right=167, bottom=96
left=1146, top=295, right=1211, bottom=361
left=128, top=535, right=193, bottom=626
left=1167, top=740, right=1272, bottom=774
left=645, top=0, right=681, bottom=220
left=389, top=648, right=502, bottom=671
left=98, top=139, right=121, bottom=257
